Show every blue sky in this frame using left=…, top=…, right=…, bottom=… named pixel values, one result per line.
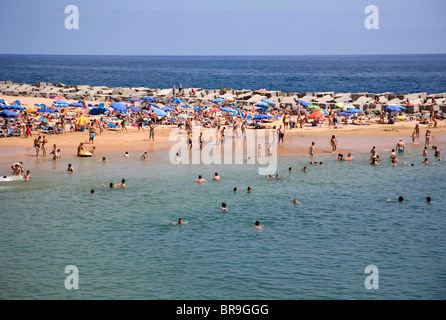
left=0, top=0, right=445, bottom=55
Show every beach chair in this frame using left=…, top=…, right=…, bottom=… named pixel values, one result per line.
left=15, top=100, right=28, bottom=108
left=0, top=99, right=8, bottom=105
left=107, top=123, right=120, bottom=131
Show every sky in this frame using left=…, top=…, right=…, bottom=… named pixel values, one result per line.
left=0, top=0, right=445, bottom=55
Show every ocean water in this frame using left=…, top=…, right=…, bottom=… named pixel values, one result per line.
left=1, top=54, right=446, bottom=94
left=0, top=145, right=445, bottom=299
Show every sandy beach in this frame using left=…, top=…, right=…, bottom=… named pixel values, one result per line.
left=1, top=93, right=446, bottom=165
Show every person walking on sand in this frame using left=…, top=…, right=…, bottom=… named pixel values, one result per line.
left=89, top=125, right=96, bottom=144
left=149, top=122, right=155, bottom=141
left=330, top=135, right=337, bottom=152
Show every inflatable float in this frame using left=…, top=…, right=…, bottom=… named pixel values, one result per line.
left=0, top=175, right=24, bottom=182
left=344, top=156, right=354, bottom=161
left=78, top=151, right=93, bottom=157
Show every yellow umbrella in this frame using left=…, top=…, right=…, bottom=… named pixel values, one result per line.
left=75, top=115, right=89, bottom=125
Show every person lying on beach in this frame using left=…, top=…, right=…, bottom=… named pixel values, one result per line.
left=195, top=175, right=207, bottom=183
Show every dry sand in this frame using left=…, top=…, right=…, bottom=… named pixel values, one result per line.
left=1, top=94, right=446, bottom=164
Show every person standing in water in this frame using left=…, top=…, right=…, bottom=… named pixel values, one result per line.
left=309, top=142, right=315, bottom=157
left=396, top=140, right=405, bottom=153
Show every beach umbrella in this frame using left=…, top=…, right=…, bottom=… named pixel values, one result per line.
left=0, top=110, right=19, bottom=118
left=162, top=106, right=176, bottom=112
left=25, top=107, right=37, bottom=113
left=111, top=102, right=127, bottom=112
left=68, top=102, right=84, bottom=108
left=38, top=108, right=56, bottom=113
left=298, top=100, right=310, bottom=107
left=342, top=104, right=355, bottom=110
left=75, top=115, right=89, bottom=125
left=150, top=107, right=167, bottom=117
left=221, top=107, right=237, bottom=113
left=212, top=98, right=225, bottom=103
left=225, top=97, right=235, bottom=102
left=172, top=98, right=183, bottom=105
left=127, top=98, right=141, bottom=102
left=89, top=107, right=108, bottom=115
left=253, top=114, right=271, bottom=120
left=337, top=112, right=349, bottom=116
left=346, top=108, right=363, bottom=114
left=335, top=103, right=345, bottom=108
left=53, top=99, right=68, bottom=104
left=129, top=106, right=141, bottom=112
left=255, top=102, right=270, bottom=108
left=51, top=95, right=64, bottom=100
left=262, top=99, right=276, bottom=105
left=75, top=108, right=89, bottom=113
left=309, top=112, right=325, bottom=119
left=34, top=116, right=48, bottom=122
left=208, top=107, right=221, bottom=113
left=6, top=105, right=25, bottom=111
left=142, top=97, right=156, bottom=101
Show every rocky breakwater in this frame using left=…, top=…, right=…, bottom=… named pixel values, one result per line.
left=1, top=81, right=445, bottom=117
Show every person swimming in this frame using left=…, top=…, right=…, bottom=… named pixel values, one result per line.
left=293, top=198, right=300, bottom=204
left=233, top=187, right=238, bottom=192
left=247, top=186, right=252, bottom=193
left=221, top=203, right=227, bottom=210
left=195, top=175, right=207, bottom=183
left=213, top=172, right=220, bottom=181
left=398, top=196, right=404, bottom=202
left=124, top=151, right=129, bottom=157
left=426, top=196, right=432, bottom=203
left=141, top=151, right=148, bottom=160
left=254, top=220, right=264, bottom=230
left=67, top=164, right=74, bottom=173
left=301, top=167, right=308, bottom=172
left=90, top=189, right=95, bottom=194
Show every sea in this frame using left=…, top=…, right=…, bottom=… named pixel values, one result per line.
left=0, top=144, right=445, bottom=300
left=0, top=54, right=446, bottom=300
left=0, top=54, right=446, bottom=94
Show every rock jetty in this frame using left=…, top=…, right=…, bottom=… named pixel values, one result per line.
left=1, top=81, right=445, bottom=115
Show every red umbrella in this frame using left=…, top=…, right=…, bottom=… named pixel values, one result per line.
left=309, top=112, right=325, bottom=119
left=51, top=95, right=64, bottom=100
left=208, top=107, right=221, bottom=113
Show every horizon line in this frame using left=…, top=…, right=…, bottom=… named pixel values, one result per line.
left=1, top=53, right=446, bottom=57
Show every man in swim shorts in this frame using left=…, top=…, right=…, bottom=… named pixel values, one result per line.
left=396, top=140, right=405, bottom=153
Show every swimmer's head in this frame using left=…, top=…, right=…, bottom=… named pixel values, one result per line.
left=222, top=203, right=227, bottom=208
left=109, top=182, right=113, bottom=188
left=426, top=196, right=432, bottom=203
left=215, top=172, right=218, bottom=176
left=293, top=198, right=298, bottom=203
left=247, top=186, right=252, bottom=193
left=289, top=167, right=292, bottom=171
left=198, top=175, right=202, bottom=179
left=102, top=157, right=106, bottom=161
left=398, top=196, right=404, bottom=202
left=90, top=190, right=95, bottom=194
left=121, top=179, right=125, bottom=183
left=233, top=187, right=238, bottom=192
left=255, top=220, right=260, bottom=226
left=178, top=218, right=183, bottom=224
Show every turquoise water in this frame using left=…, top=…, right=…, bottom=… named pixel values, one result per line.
left=0, top=147, right=445, bottom=299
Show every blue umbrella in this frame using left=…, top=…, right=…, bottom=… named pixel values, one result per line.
left=150, top=107, right=167, bottom=117
left=212, top=98, right=225, bottom=103
left=172, top=98, right=183, bottom=104
left=89, top=107, right=108, bottom=115
left=129, top=106, right=141, bottom=112
left=69, top=102, right=84, bottom=108
left=385, top=105, right=402, bottom=112
left=111, top=102, right=127, bottom=112
left=142, top=97, right=156, bottom=101
left=38, top=108, right=56, bottom=113
left=337, top=112, right=349, bottom=116
left=127, top=98, right=141, bottom=102
left=0, top=110, right=19, bottom=118
left=346, top=108, right=363, bottom=114
left=253, top=114, right=272, bottom=120
left=6, top=105, right=25, bottom=111
left=262, top=99, right=276, bottom=105
left=162, top=106, right=176, bottom=112
left=221, top=107, right=237, bottom=113
left=181, top=105, right=192, bottom=108
left=53, top=99, right=68, bottom=104
left=298, top=100, right=310, bottom=107
left=255, top=102, right=270, bottom=108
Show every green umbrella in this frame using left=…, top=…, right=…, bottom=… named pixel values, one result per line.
left=335, top=103, right=345, bottom=108
left=308, top=104, right=319, bottom=109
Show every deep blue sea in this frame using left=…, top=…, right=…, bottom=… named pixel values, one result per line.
left=1, top=54, right=445, bottom=94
